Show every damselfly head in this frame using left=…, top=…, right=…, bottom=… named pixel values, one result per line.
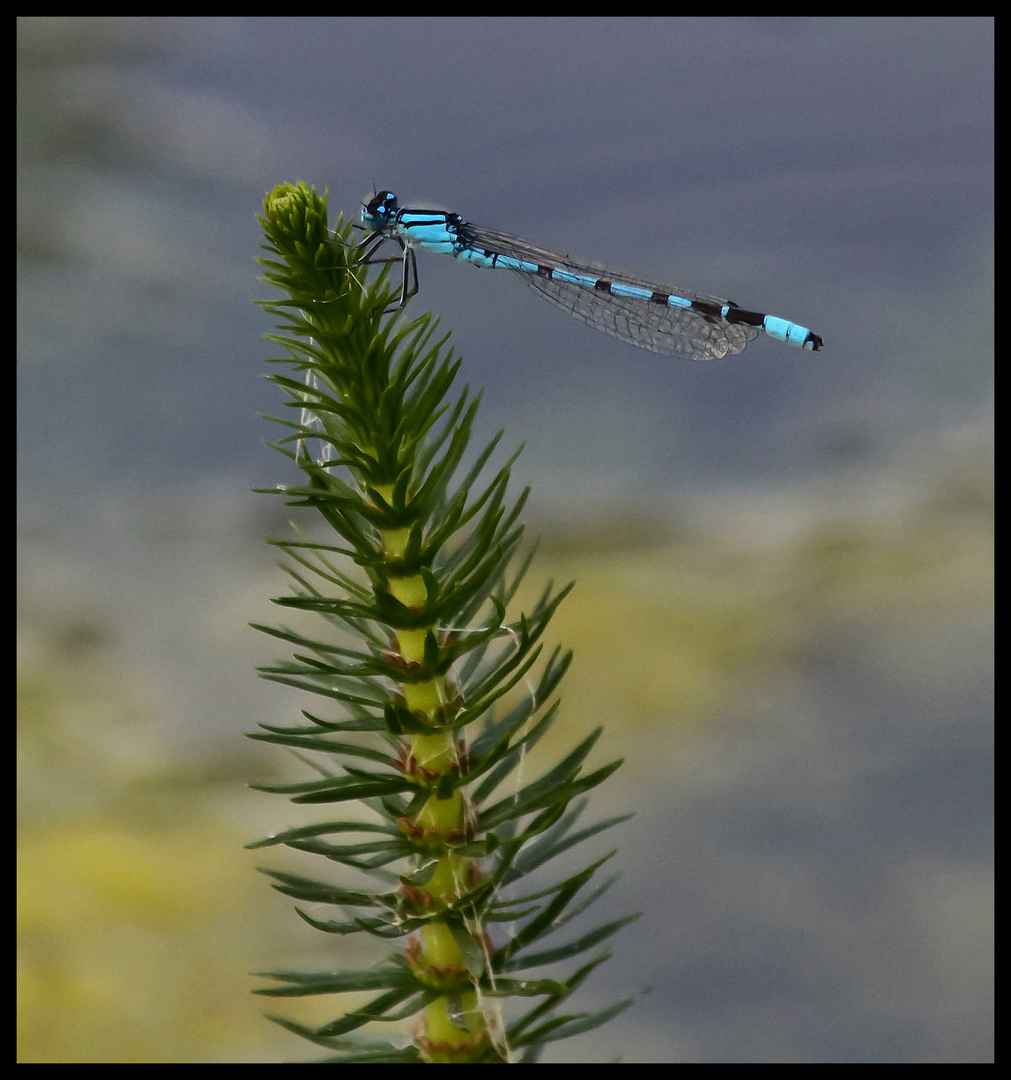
left=362, top=190, right=399, bottom=231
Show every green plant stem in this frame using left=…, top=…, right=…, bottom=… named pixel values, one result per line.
left=250, top=182, right=634, bottom=1063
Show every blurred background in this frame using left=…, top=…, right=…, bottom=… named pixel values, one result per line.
left=17, top=16, right=992, bottom=1063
